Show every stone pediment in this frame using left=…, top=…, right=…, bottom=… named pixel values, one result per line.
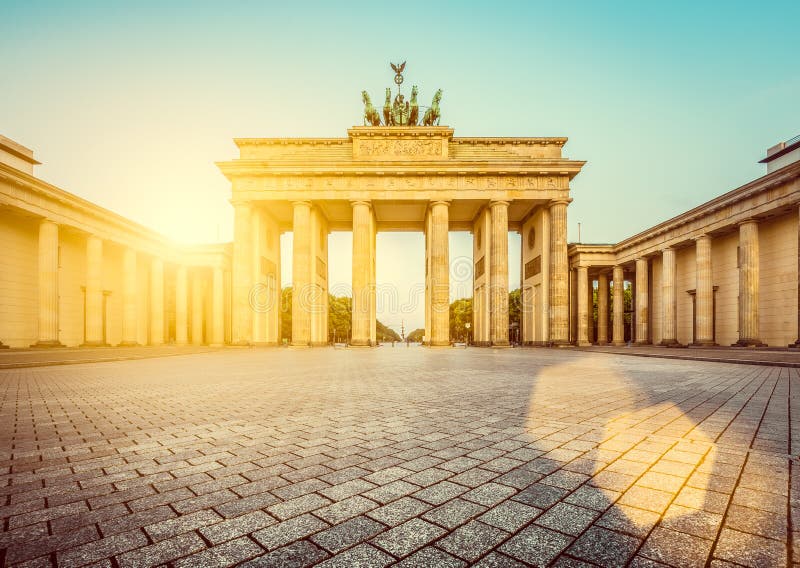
left=348, top=126, right=453, bottom=161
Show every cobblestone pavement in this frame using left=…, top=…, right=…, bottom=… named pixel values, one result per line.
left=1, top=347, right=797, bottom=567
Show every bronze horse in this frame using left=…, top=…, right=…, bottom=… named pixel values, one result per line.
left=408, top=85, right=419, bottom=126
left=422, top=89, right=442, bottom=126
left=383, top=88, right=392, bottom=126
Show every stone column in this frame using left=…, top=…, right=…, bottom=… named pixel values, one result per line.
left=694, top=235, right=715, bottom=345
left=549, top=199, right=570, bottom=344
left=490, top=200, right=509, bottom=346
left=83, top=235, right=105, bottom=346
left=121, top=247, right=138, bottom=346
left=430, top=201, right=451, bottom=346
left=150, top=257, right=164, bottom=345
left=232, top=202, right=253, bottom=345
left=34, top=220, right=62, bottom=347
left=794, top=207, right=800, bottom=347
left=577, top=266, right=590, bottom=346
left=212, top=266, right=225, bottom=346
left=292, top=200, right=312, bottom=346
left=597, top=272, right=609, bottom=344
left=660, top=247, right=678, bottom=346
left=587, top=278, right=595, bottom=344
left=351, top=200, right=372, bottom=346
left=634, top=257, right=649, bottom=345
left=736, top=220, right=764, bottom=346
left=191, top=273, right=204, bottom=345
left=612, top=265, right=625, bottom=345
left=175, top=265, right=188, bottom=345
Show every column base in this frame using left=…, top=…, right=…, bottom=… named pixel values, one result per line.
left=659, top=339, right=686, bottom=348
left=429, top=342, right=452, bottom=348
left=732, top=339, right=767, bottom=347
left=610, top=341, right=626, bottom=346
left=491, top=340, right=511, bottom=348
left=550, top=340, right=572, bottom=348
left=0, top=342, right=8, bottom=349
left=310, top=342, right=330, bottom=347
left=349, top=339, right=372, bottom=347
left=596, top=340, right=608, bottom=346
left=30, top=340, right=65, bottom=348
left=80, top=341, right=109, bottom=347
left=253, top=341, right=280, bottom=347
left=472, top=341, right=492, bottom=347
left=691, top=340, right=718, bottom=347
left=577, top=341, right=592, bottom=347
left=118, top=341, right=140, bottom=347
left=633, top=341, right=651, bottom=346
left=229, top=341, right=252, bottom=347
left=209, top=343, right=226, bottom=347
left=789, top=340, right=800, bottom=349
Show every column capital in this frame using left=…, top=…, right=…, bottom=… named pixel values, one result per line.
left=292, top=199, right=313, bottom=208
left=429, top=199, right=451, bottom=208
left=350, top=200, right=371, bottom=208
left=661, top=246, right=675, bottom=253
left=549, top=198, right=573, bottom=208
left=231, top=200, right=252, bottom=209
left=489, top=199, right=509, bottom=208
left=694, top=233, right=711, bottom=243
left=738, top=217, right=759, bottom=227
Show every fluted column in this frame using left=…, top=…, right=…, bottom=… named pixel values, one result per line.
left=694, top=235, right=715, bottom=345
left=736, top=220, right=764, bottom=346
left=549, top=199, right=570, bottom=344
left=191, top=273, right=204, bottom=345
left=793, top=207, right=800, bottom=347
left=490, top=200, right=509, bottom=346
left=232, top=202, right=253, bottom=345
left=612, top=265, right=625, bottom=345
left=587, top=278, right=595, bottom=344
left=150, top=258, right=164, bottom=345
left=83, top=235, right=105, bottom=346
left=292, top=200, right=312, bottom=346
left=430, top=201, right=451, bottom=346
left=34, top=220, right=62, bottom=347
left=597, top=272, right=609, bottom=344
left=634, top=258, right=649, bottom=345
left=121, top=247, right=138, bottom=346
left=212, top=266, right=225, bottom=346
left=660, top=247, right=678, bottom=346
left=577, top=266, right=590, bottom=346
left=351, top=201, right=373, bottom=346
left=175, top=265, right=188, bottom=345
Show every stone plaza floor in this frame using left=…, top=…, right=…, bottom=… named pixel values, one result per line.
left=0, top=347, right=797, bottom=567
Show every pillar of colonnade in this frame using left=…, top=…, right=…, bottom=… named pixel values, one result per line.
left=489, top=200, right=509, bottom=346
left=576, top=266, right=590, bottom=346
left=351, top=200, right=376, bottom=346
left=549, top=200, right=570, bottom=345
left=694, top=235, right=715, bottom=346
left=735, top=220, right=764, bottom=346
left=597, top=272, right=609, bottom=345
left=660, top=247, right=679, bottom=346
left=121, top=247, right=139, bottom=346
left=428, top=201, right=451, bottom=346
left=611, top=265, right=625, bottom=345
left=82, top=235, right=106, bottom=346
left=33, top=219, right=63, bottom=347
left=634, top=257, right=649, bottom=345
left=175, top=265, right=188, bottom=345
left=150, top=257, right=164, bottom=345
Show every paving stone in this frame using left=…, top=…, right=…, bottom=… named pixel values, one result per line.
left=371, top=517, right=446, bottom=557
left=240, top=539, right=329, bottom=567
left=362, top=480, right=420, bottom=504
left=367, top=496, right=431, bottom=526
left=144, top=509, right=223, bottom=542
left=499, top=524, right=573, bottom=566
left=535, top=502, right=600, bottom=536
left=422, top=497, right=488, bottom=529
left=267, top=493, right=332, bottom=520
left=596, top=503, right=662, bottom=538
left=413, top=480, right=468, bottom=505
left=566, top=526, right=640, bottom=568
left=438, top=520, right=510, bottom=562
left=310, top=515, right=386, bottom=553
left=252, top=513, right=330, bottom=551
left=200, top=510, right=277, bottom=545
left=512, top=482, right=569, bottom=509
left=639, top=527, right=713, bottom=568
left=173, top=536, right=263, bottom=567
left=713, top=527, right=787, bottom=568
left=313, top=495, right=379, bottom=524
left=314, top=543, right=394, bottom=567
left=395, top=546, right=468, bottom=567
left=479, top=499, right=541, bottom=532
left=473, top=552, right=529, bottom=567
left=462, top=481, right=517, bottom=507
left=116, top=531, right=206, bottom=568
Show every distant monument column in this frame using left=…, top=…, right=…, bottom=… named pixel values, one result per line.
left=597, top=272, right=609, bottom=344
left=232, top=201, right=253, bottom=345
left=549, top=199, right=570, bottom=345
left=611, top=265, right=625, bottom=346
left=735, top=220, right=764, bottom=346
left=576, top=266, right=591, bottom=346
left=121, top=247, right=138, bottom=346
left=291, top=201, right=312, bottom=346
left=660, top=247, right=679, bottom=346
left=634, top=257, right=649, bottom=345
left=351, top=200, right=375, bottom=346
left=175, top=265, right=188, bottom=345
left=490, top=200, right=509, bottom=346
left=33, top=219, right=63, bottom=347
left=429, top=200, right=451, bottom=346
left=83, top=235, right=105, bottom=346
left=150, top=257, right=164, bottom=345
left=694, top=235, right=715, bottom=345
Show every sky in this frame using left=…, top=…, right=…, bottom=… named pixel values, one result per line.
left=1, top=0, right=797, bottom=332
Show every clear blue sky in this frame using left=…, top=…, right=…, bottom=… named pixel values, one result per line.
left=1, top=0, right=797, bottom=331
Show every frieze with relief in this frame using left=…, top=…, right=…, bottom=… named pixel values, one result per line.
left=235, top=174, right=567, bottom=192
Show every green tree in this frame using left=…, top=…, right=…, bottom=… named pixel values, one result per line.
left=407, top=328, right=425, bottom=342
left=449, top=297, right=473, bottom=342
left=376, top=321, right=401, bottom=342
left=280, top=286, right=292, bottom=342
left=328, top=294, right=351, bottom=342
left=508, top=288, right=521, bottom=328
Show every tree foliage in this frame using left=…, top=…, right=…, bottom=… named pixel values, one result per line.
left=406, top=328, right=425, bottom=342
left=449, top=297, right=473, bottom=341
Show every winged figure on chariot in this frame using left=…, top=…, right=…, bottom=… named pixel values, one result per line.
left=362, top=62, right=442, bottom=127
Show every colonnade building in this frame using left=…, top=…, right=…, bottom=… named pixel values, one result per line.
left=1, top=126, right=799, bottom=349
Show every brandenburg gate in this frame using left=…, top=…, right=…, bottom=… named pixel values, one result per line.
left=216, top=73, right=585, bottom=347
